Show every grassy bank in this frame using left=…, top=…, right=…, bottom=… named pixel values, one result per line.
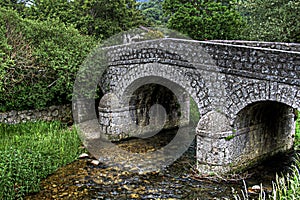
left=0, top=121, right=83, bottom=200
left=295, top=116, right=300, bottom=150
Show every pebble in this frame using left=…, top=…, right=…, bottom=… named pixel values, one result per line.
left=79, top=153, right=89, bottom=159
left=130, top=193, right=140, bottom=199
left=91, top=160, right=100, bottom=165
left=248, top=185, right=262, bottom=194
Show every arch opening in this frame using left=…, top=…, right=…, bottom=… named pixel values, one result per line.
left=115, top=83, right=198, bottom=156
left=232, top=101, right=296, bottom=169
left=129, top=83, right=186, bottom=130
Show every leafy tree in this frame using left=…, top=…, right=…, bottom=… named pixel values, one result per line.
left=239, top=0, right=300, bottom=42
left=0, top=0, right=27, bottom=13
left=163, top=0, right=245, bottom=40
left=24, top=0, right=146, bottom=40
left=139, top=0, right=167, bottom=25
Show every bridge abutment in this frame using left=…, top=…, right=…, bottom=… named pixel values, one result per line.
left=196, top=111, right=234, bottom=173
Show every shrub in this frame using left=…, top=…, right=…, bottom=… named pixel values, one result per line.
left=0, top=8, right=96, bottom=112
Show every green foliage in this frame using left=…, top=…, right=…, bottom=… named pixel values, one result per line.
left=0, top=8, right=95, bottom=111
left=225, top=134, right=235, bottom=141
left=163, top=0, right=245, bottom=40
left=0, top=0, right=27, bottom=13
left=272, top=162, right=300, bottom=200
left=0, top=121, right=83, bottom=200
left=232, top=157, right=300, bottom=200
left=25, top=0, right=146, bottom=40
left=139, top=0, right=167, bottom=25
left=238, top=0, right=300, bottom=42
left=190, top=97, right=200, bottom=126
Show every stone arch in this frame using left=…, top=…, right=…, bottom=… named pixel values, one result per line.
left=230, top=100, right=295, bottom=170
left=196, top=100, right=296, bottom=174
left=98, top=38, right=221, bottom=141
left=98, top=62, right=212, bottom=140
left=223, top=76, right=300, bottom=124
left=114, top=63, right=210, bottom=119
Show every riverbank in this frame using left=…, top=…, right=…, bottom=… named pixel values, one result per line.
left=0, top=121, right=83, bottom=200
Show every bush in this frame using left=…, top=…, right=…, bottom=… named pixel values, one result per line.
left=164, top=1, right=245, bottom=40
left=0, top=8, right=96, bottom=112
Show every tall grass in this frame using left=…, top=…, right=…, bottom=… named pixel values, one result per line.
left=0, top=121, right=83, bottom=200
left=271, top=159, right=300, bottom=200
left=233, top=115, right=300, bottom=200
left=233, top=159, right=300, bottom=200
left=294, top=114, right=300, bottom=152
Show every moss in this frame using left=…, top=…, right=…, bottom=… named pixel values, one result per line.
left=225, top=134, right=235, bottom=141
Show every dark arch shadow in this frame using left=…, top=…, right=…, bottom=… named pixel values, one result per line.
left=232, top=100, right=295, bottom=168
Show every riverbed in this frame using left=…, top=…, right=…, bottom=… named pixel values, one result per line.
left=25, top=129, right=296, bottom=199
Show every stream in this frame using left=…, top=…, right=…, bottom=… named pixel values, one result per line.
left=25, top=129, right=296, bottom=199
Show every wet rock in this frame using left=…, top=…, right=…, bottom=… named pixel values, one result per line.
left=91, top=160, right=100, bottom=165
left=248, top=185, right=261, bottom=194
left=79, top=153, right=90, bottom=159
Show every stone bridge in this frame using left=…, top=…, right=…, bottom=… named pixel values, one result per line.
left=74, top=38, right=300, bottom=174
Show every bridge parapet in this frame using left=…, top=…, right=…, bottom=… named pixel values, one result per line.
left=211, top=40, right=300, bottom=52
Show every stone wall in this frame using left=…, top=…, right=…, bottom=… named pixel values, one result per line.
left=0, top=104, right=72, bottom=124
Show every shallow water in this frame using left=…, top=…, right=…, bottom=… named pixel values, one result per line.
left=25, top=129, right=296, bottom=199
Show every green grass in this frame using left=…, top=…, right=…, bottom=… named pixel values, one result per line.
left=293, top=113, right=299, bottom=149
left=271, top=158, right=300, bottom=200
left=0, top=121, right=83, bottom=200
